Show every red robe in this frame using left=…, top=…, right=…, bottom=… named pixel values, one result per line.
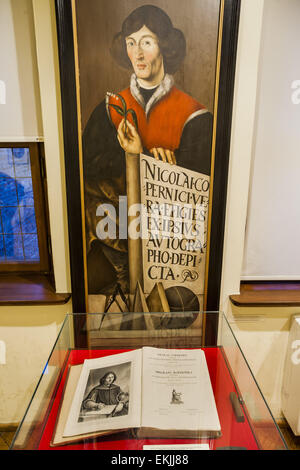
left=108, top=86, right=206, bottom=152
left=82, top=81, right=212, bottom=294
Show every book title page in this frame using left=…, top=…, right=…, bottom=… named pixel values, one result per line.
left=141, top=347, right=220, bottom=432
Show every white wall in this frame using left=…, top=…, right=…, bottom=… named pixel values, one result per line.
left=220, top=0, right=265, bottom=312
left=32, top=0, right=71, bottom=293
left=0, top=0, right=71, bottom=293
left=0, top=0, right=43, bottom=141
left=242, top=0, right=300, bottom=280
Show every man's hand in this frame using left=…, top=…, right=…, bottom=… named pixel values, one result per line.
left=97, top=402, right=105, bottom=410
left=150, top=148, right=176, bottom=165
left=117, top=118, right=143, bottom=155
left=114, top=402, right=124, bottom=413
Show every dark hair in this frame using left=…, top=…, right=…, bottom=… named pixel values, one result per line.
left=110, top=5, right=186, bottom=74
left=100, top=371, right=117, bottom=385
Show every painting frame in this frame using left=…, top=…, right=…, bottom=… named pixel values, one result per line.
left=55, top=0, right=241, bottom=347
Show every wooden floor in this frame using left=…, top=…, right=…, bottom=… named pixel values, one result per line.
left=1, top=422, right=300, bottom=451
left=279, top=422, right=300, bottom=450
left=0, top=430, right=16, bottom=450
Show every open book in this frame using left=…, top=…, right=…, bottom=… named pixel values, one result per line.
left=51, top=347, right=221, bottom=446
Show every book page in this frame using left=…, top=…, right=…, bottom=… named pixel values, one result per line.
left=141, top=347, right=220, bottom=432
left=63, top=349, right=142, bottom=437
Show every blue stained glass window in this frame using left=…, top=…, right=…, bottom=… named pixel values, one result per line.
left=17, top=177, right=34, bottom=206
left=0, top=148, right=40, bottom=262
left=14, top=148, right=31, bottom=178
left=0, top=149, right=14, bottom=177
left=1, top=206, right=22, bottom=233
left=0, top=235, right=4, bottom=258
left=23, top=234, right=39, bottom=260
left=20, top=207, right=37, bottom=234
left=4, top=234, right=24, bottom=260
left=0, top=176, right=19, bottom=206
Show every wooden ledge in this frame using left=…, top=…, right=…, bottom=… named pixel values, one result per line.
left=230, top=282, right=300, bottom=307
left=0, top=274, right=71, bottom=305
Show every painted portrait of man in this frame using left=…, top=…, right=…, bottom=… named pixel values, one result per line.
left=76, top=2, right=219, bottom=305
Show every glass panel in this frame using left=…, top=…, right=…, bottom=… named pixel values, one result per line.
left=0, top=235, right=4, bottom=258
left=10, top=315, right=73, bottom=450
left=1, top=206, right=21, bottom=233
left=23, top=234, right=39, bottom=260
left=16, top=177, right=34, bottom=206
left=218, top=313, right=287, bottom=450
left=4, top=234, right=24, bottom=260
left=10, top=313, right=288, bottom=451
left=13, top=148, right=31, bottom=178
left=0, top=176, right=18, bottom=206
left=20, top=207, right=37, bottom=233
left=0, top=148, right=40, bottom=263
left=0, top=148, right=14, bottom=177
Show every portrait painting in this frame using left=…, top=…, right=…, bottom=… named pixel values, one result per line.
left=55, top=0, right=240, bottom=345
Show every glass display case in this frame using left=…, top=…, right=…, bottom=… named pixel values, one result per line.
left=10, top=312, right=287, bottom=450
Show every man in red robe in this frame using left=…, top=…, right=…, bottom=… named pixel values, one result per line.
left=82, top=6, right=212, bottom=295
